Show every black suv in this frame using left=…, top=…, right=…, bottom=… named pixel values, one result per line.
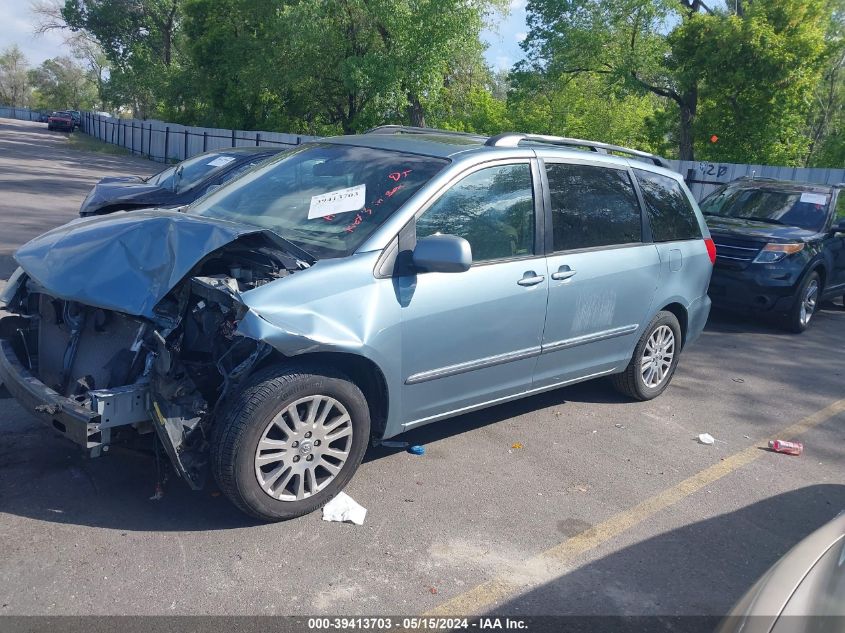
left=701, top=178, right=845, bottom=332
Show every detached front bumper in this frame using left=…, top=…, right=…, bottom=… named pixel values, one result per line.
left=0, top=337, right=105, bottom=455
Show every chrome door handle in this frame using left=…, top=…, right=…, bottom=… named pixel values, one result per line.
left=517, top=271, right=545, bottom=286
left=551, top=265, right=577, bottom=281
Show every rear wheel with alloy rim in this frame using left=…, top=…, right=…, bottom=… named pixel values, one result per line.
left=611, top=311, right=682, bottom=401
left=783, top=271, right=820, bottom=334
left=212, top=363, right=370, bottom=521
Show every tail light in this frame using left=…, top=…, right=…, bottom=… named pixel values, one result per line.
left=704, top=238, right=716, bottom=264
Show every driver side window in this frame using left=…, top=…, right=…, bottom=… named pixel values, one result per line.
left=416, top=163, right=535, bottom=263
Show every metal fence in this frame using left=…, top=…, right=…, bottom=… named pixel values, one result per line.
left=4, top=105, right=845, bottom=200
left=668, top=159, right=845, bottom=201
left=0, top=106, right=45, bottom=122
left=80, top=112, right=318, bottom=163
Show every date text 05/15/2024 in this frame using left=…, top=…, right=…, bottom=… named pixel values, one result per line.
left=307, top=617, right=528, bottom=630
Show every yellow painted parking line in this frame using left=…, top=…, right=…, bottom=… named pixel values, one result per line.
left=425, top=397, right=845, bottom=616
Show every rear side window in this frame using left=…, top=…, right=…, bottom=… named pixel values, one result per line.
left=546, top=163, right=642, bottom=251
left=634, top=169, right=701, bottom=242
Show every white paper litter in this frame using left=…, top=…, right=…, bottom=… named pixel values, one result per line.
left=322, top=491, right=367, bottom=525
left=698, top=433, right=715, bottom=445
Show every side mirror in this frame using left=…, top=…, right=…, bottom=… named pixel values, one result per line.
left=412, top=234, right=472, bottom=273
left=833, top=219, right=845, bottom=234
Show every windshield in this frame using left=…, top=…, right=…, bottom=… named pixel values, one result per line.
left=146, top=151, right=248, bottom=193
left=700, top=186, right=829, bottom=232
left=187, top=143, right=448, bottom=259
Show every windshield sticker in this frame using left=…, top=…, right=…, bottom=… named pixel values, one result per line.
left=207, top=156, right=237, bottom=168
left=800, top=192, right=828, bottom=205
left=308, top=184, right=366, bottom=219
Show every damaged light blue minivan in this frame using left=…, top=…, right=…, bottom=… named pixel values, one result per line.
left=0, top=127, right=715, bottom=520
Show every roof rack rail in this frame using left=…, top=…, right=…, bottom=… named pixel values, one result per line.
left=365, top=125, right=484, bottom=139
left=485, top=133, right=670, bottom=168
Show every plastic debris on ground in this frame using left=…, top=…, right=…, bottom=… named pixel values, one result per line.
left=322, top=491, right=367, bottom=525
left=697, top=433, right=715, bottom=445
left=380, top=440, right=409, bottom=448
left=408, top=445, right=425, bottom=456
left=768, top=439, right=804, bottom=456
left=511, top=442, right=523, bottom=449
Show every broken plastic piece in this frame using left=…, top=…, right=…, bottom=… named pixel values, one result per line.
left=322, top=491, right=367, bottom=525
left=408, top=445, right=425, bottom=455
left=698, top=433, right=715, bottom=445
left=511, top=442, right=523, bottom=449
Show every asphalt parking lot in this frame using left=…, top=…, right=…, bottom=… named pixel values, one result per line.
left=1, top=117, right=844, bottom=618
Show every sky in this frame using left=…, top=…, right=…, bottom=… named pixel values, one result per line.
left=1, top=1, right=68, bottom=65
left=1, top=0, right=528, bottom=71
left=481, top=0, right=530, bottom=72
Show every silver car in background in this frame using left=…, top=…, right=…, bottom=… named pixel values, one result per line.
left=718, top=512, right=845, bottom=632
left=0, top=126, right=715, bottom=520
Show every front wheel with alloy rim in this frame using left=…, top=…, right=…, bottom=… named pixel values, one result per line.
left=611, top=311, right=682, bottom=401
left=783, top=271, right=821, bottom=334
left=211, top=363, right=370, bottom=521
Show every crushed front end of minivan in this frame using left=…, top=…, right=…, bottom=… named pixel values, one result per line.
left=0, top=210, right=311, bottom=490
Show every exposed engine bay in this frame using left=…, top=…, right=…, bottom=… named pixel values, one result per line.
left=0, top=234, right=306, bottom=488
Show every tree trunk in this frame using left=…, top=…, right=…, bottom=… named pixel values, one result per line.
left=678, top=86, right=697, bottom=161
left=407, top=93, right=426, bottom=127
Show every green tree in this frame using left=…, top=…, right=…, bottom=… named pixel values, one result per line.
left=679, top=1, right=830, bottom=165
left=29, top=56, right=98, bottom=110
left=59, top=0, right=182, bottom=116
left=521, top=0, right=832, bottom=163
left=179, top=0, right=292, bottom=129
left=805, top=1, right=845, bottom=166
left=506, top=71, right=663, bottom=150
left=0, top=45, right=32, bottom=107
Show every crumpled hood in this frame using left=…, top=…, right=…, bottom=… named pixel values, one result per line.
left=80, top=176, right=163, bottom=214
left=15, top=209, right=267, bottom=319
left=705, top=216, right=820, bottom=242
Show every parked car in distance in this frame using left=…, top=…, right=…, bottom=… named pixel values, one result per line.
left=0, top=126, right=715, bottom=521
left=717, top=511, right=845, bottom=633
left=701, top=177, right=845, bottom=332
left=68, top=110, right=81, bottom=129
left=47, top=111, right=74, bottom=132
left=78, top=147, right=284, bottom=217
left=36, top=110, right=50, bottom=123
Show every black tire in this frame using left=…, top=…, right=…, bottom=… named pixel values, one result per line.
left=211, top=362, right=370, bottom=521
left=611, top=311, right=682, bottom=401
left=782, top=271, right=820, bottom=334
